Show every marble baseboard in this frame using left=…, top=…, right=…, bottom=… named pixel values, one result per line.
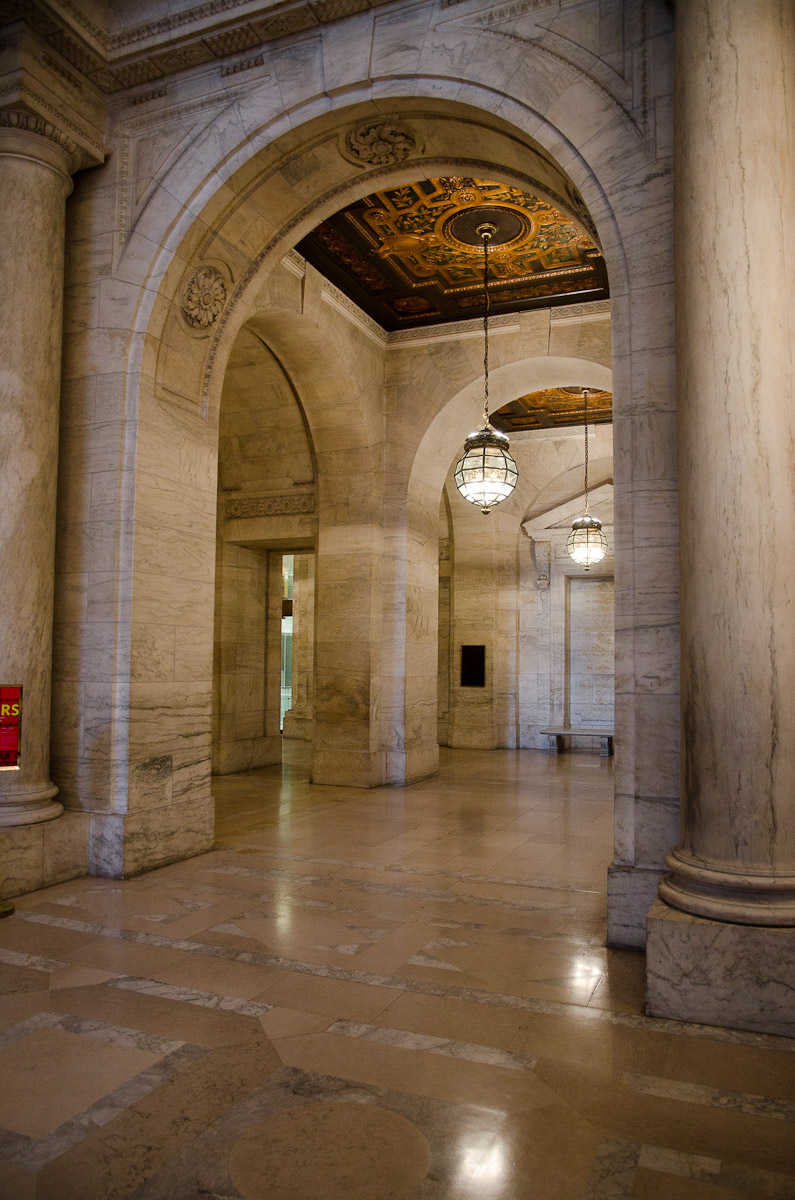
left=646, top=898, right=795, bottom=1038
left=0, top=811, right=89, bottom=899
left=383, top=745, right=439, bottom=787
left=310, top=748, right=381, bottom=789
left=89, top=794, right=214, bottom=879
left=281, top=713, right=313, bottom=741
left=213, top=736, right=280, bottom=775
left=607, top=864, right=665, bottom=949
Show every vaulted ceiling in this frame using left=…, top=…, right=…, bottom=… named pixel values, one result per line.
left=297, top=176, right=609, bottom=332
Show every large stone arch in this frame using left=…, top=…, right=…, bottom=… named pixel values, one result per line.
left=52, top=16, right=674, bottom=948
left=402, top=354, right=613, bottom=768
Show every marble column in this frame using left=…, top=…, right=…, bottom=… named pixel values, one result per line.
left=647, top=0, right=795, bottom=1037
left=0, top=116, right=73, bottom=827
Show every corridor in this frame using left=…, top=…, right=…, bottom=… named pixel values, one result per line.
left=0, top=748, right=793, bottom=1198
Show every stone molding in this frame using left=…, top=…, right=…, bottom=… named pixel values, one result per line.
left=282, top=249, right=307, bottom=279
left=5, top=0, right=403, bottom=95
left=224, top=492, right=316, bottom=519
left=321, top=282, right=387, bottom=347
left=319, top=279, right=529, bottom=349
left=550, top=298, right=611, bottom=324
left=387, top=312, right=519, bottom=347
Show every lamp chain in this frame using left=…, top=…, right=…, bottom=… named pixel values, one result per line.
left=482, top=230, right=490, bottom=425
left=583, top=387, right=590, bottom=513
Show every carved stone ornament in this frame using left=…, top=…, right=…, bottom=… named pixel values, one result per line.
left=343, top=121, right=417, bottom=168
left=181, top=265, right=228, bottom=330
left=0, top=109, right=80, bottom=168
left=225, top=493, right=316, bottom=519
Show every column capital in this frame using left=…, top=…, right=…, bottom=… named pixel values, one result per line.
left=0, top=109, right=77, bottom=184
left=0, top=24, right=105, bottom=174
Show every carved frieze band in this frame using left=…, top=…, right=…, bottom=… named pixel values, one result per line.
left=20, top=0, right=404, bottom=95
left=225, top=492, right=316, bottom=519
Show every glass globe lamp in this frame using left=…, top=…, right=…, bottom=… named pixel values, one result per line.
left=455, top=426, right=518, bottom=515
left=566, top=513, right=608, bottom=570
left=453, top=216, right=519, bottom=515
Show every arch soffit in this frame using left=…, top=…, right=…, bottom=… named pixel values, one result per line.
left=408, top=355, right=612, bottom=509
left=126, top=48, right=652, bottom=310
left=239, top=309, right=378, bottom=460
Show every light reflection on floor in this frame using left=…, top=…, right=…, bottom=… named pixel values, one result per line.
left=0, top=745, right=794, bottom=1198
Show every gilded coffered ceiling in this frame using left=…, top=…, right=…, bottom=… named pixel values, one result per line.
left=297, top=177, right=609, bottom=331
left=491, top=388, right=613, bottom=433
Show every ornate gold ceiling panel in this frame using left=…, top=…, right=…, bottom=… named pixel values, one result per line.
left=491, top=388, right=613, bottom=433
left=297, top=177, right=609, bottom=331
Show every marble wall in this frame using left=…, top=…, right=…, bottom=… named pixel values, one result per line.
left=568, top=578, right=615, bottom=729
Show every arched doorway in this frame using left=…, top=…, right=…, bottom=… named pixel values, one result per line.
left=57, top=80, right=675, bottom=949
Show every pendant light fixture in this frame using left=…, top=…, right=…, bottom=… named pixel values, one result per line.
left=566, top=387, right=608, bottom=570
left=454, top=217, right=518, bottom=515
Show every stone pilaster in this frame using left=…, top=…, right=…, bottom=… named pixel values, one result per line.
left=647, top=0, right=795, bottom=1036
left=0, top=24, right=104, bottom=830
left=0, top=116, right=75, bottom=827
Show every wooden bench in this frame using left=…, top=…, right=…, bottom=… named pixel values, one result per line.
left=540, top=727, right=614, bottom=757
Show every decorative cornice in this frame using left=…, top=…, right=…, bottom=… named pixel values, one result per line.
left=314, top=277, right=533, bottom=350
left=509, top=424, right=608, bottom=444
left=550, top=299, right=611, bottom=324
left=321, top=281, right=387, bottom=347
left=282, top=249, right=307, bottom=279
left=0, top=77, right=105, bottom=168
left=6, top=0, right=403, bottom=95
left=387, top=312, right=519, bottom=348
left=225, top=491, right=316, bottom=519
left=220, top=54, right=265, bottom=77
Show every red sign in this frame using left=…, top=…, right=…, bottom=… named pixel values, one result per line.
left=0, top=687, right=21, bottom=769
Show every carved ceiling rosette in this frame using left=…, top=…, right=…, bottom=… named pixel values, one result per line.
left=180, top=264, right=228, bottom=331
left=342, top=120, right=419, bottom=168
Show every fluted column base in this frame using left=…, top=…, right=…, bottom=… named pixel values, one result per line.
left=0, top=783, right=62, bottom=828
left=647, top=898, right=795, bottom=1038
left=659, top=848, right=795, bottom=927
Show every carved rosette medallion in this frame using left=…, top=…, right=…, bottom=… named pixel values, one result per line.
left=343, top=121, right=417, bottom=168
left=181, top=266, right=228, bottom=330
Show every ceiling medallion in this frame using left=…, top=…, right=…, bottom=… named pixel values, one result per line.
left=447, top=206, right=526, bottom=250
left=297, top=177, right=608, bottom=331
left=343, top=121, right=417, bottom=168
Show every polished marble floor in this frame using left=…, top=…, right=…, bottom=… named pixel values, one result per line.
left=0, top=745, right=794, bottom=1199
